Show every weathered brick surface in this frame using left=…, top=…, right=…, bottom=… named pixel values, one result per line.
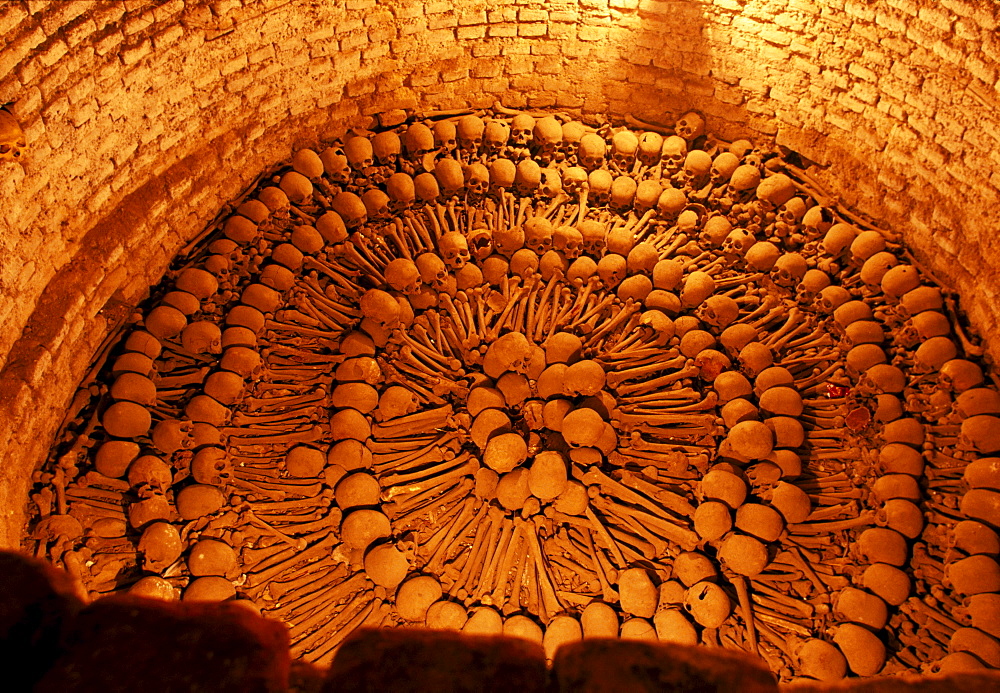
left=553, top=639, right=779, bottom=692
left=323, top=628, right=547, bottom=693
left=0, top=0, right=998, bottom=559
left=35, top=594, right=291, bottom=693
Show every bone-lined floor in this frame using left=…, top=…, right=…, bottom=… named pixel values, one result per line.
left=27, top=106, right=1000, bottom=680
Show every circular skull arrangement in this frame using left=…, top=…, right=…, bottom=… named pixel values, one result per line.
left=27, top=105, right=1000, bottom=680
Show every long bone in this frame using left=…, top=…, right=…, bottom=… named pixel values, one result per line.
left=590, top=492, right=699, bottom=552
left=380, top=452, right=473, bottom=491
left=390, top=476, right=471, bottom=529
left=521, top=517, right=564, bottom=617
left=371, top=403, right=454, bottom=437
left=226, top=425, right=323, bottom=446
left=605, top=353, right=687, bottom=388
left=242, top=388, right=328, bottom=412
left=422, top=496, right=485, bottom=573
left=591, top=498, right=667, bottom=558
left=604, top=523, right=656, bottom=564
left=618, top=470, right=696, bottom=518
left=584, top=300, right=643, bottom=347
left=617, top=391, right=719, bottom=416
left=584, top=505, right=628, bottom=568
left=291, top=590, right=377, bottom=657
left=449, top=506, right=502, bottom=598
left=266, top=554, right=345, bottom=601
left=476, top=517, right=516, bottom=603
left=381, top=455, right=477, bottom=504
left=579, top=528, right=620, bottom=603
left=244, top=531, right=339, bottom=591
left=488, top=522, right=526, bottom=607
left=615, top=365, right=702, bottom=396
left=311, top=597, right=391, bottom=666
left=372, top=431, right=460, bottom=468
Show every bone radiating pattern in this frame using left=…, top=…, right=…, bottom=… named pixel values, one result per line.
left=27, top=106, right=1000, bottom=679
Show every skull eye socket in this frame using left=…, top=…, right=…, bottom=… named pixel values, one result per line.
left=0, top=145, right=9, bottom=154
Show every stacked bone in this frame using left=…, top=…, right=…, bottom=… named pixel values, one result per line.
left=27, top=105, right=1000, bottom=679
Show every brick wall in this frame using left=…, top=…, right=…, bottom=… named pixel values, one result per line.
left=0, top=0, right=997, bottom=547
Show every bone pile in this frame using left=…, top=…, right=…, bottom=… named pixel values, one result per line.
left=27, top=105, right=1000, bottom=680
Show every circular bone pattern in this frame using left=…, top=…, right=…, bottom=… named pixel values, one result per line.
left=28, top=106, right=1000, bottom=679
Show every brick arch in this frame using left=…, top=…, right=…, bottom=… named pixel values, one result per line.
left=0, top=0, right=997, bottom=546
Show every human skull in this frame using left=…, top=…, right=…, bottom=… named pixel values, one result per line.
left=138, top=522, right=183, bottom=573
left=801, top=205, right=834, bottom=240
left=385, top=172, right=416, bottom=213
left=343, top=136, right=374, bottom=174
left=488, top=158, right=516, bottom=195
left=129, top=452, right=176, bottom=490
left=464, top=163, right=489, bottom=197
left=815, top=285, right=851, bottom=314
left=778, top=197, right=809, bottom=226
left=660, top=136, right=687, bottom=174
left=560, top=120, right=587, bottom=162
left=414, top=172, right=440, bottom=203
left=721, top=229, right=754, bottom=259
left=554, top=226, right=584, bottom=260
left=510, top=114, right=535, bottom=146
left=433, top=120, right=457, bottom=153
left=493, top=226, right=525, bottom=257
left=611, top=130, right=640, bottom=171
left=699, top=216, right=732, bottom=247
left=514, top=158, right=541, bottom=197
left=771, top=253, right=809, bottom=288
left=610, top=176, right=637, bottom=213
left=657, top=187, right=688, bottom=221
left=416, top=252, right=448, bottom=288
left=484, top=120, right=510, bottom=157
left=597, top=254, right=627, bottom=289
left=533, top=116, right=562, bottom=161
left=524, top=217, right=554, bottom=255
left=710, top=152, right=740, bottom=184
left=796, top=269, right=831, bottom=305
left=468, top=226, right=494, bottom=260
left=385, top=258, right=423, bottom=295
left=0, top=109, right=26, bottom=162
left=563, top=167, right=588, bottom=196
left=403, top=123, right=436, bottom=161
left=434, top=158, right=465, bottom=199
left=320, top=149, right=352, bottom=184
left=675, top=111, right=706, bottom=141
left=637, top=131, right=664, bottom=167
left=578, top=133, right=607, bottom=171
left=359, top=289, right=401, bottom=327
left=635, top=180, right=662, bottom=213
left=579, top=220, right=606, bottom=257
left=697, top=295, right=740, bottom=329
left=331, top=192, right=368, bottom=229
left=378, top=386, right=421, bottom=420
left=539, top=168, right=563, bottom=199
left=372, top=131, right=401, bottom=167
left=181, top=321, right=223, bottom=354
left=588, top=169, right=613, bottom=207
left=361, top=189, right=391, bottom=221
left=457, top=115, right=485, bottom=154
left=755, top=173, right=797, bottom=212
left=438, top=232, right=470, bottom=270
left=680, top=150, right=713, bottom=190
